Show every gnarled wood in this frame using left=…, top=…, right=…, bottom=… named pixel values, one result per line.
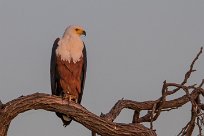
left=0, top=93, right=156, bottom=136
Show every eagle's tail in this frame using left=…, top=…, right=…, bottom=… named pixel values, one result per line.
left=56, top=112, right=72, bottom=127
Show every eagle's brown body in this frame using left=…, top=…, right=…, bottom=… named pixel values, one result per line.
left=56, top=55, right=84, bottom=102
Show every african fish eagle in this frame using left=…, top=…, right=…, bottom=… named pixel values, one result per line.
left=50, top=25, right=87, bottom=126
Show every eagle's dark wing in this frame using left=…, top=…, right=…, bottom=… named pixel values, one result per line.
left=50, top=38, right=71, bottom=126
left=50, top=38, right=61, bottom=96
left=78, top=43, right=87, bottom=104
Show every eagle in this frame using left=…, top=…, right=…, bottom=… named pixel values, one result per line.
left=50, top=25, right=87, bottom=126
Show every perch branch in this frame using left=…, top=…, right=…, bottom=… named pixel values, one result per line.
left=0, top=93, right=156, bottom=136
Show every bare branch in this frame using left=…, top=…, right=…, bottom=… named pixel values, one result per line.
left=166, top=47, right=203, bottom=95
left=0, top=93, right=156, bottom=136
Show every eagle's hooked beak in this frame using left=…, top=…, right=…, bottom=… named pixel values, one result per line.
left=82, top=30, right=86, bottom=36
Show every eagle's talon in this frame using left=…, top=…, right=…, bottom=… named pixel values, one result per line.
left=65, top=95, right=77, bottom=103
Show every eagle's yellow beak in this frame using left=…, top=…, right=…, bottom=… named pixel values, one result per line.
left=76, top=29, right=86, bottom=36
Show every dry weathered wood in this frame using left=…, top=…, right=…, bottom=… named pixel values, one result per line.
left=0, top=93, right=156, bottom=136
left=0, top=87, right=203, bottom=136
left=101, top=88, right=202, bottom=123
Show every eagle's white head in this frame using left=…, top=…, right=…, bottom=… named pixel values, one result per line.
left=56, top=25, right=86, bottom=63
left=63, top=25, right=86, bottom=37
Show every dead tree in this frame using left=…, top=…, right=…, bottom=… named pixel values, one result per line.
left=0, top=48, right=203, bottom=136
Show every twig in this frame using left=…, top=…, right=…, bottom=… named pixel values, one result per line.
left=166, top=47, right=203, bottom=95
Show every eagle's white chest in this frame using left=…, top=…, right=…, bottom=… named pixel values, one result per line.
left=56, top=35, right=84, bottom=63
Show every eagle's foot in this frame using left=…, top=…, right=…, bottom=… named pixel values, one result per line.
left=65, top=95, right=78, bottom=103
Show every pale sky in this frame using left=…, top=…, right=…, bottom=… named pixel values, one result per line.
left=0, top=0, right=204, bottom=136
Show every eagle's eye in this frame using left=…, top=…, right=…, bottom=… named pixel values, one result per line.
left=75, top=28, right=79, bottom=31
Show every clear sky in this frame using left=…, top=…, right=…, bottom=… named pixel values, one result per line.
left=0, top=0, right=204, bottom=135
